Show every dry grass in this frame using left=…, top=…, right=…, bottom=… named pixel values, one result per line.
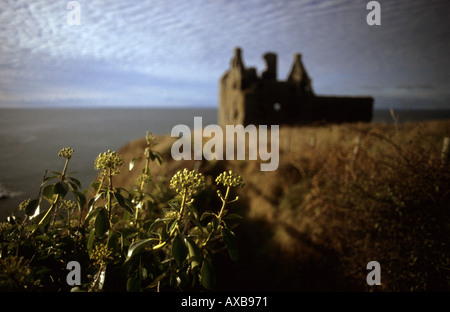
left=116, top=119, right=450, bottom=291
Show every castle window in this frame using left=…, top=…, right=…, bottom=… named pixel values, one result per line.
left=234, top=109, right=239, bottom=120
left=273, top=102, right=281, bottom=112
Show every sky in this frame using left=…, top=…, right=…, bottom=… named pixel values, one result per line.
left=0, top=0, right=449, bottom=109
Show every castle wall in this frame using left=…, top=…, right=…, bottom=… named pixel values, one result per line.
left=312, top=96, right=373, bottom=123
left=218, top=48, right=374, bottom=127
left=242, top=81, right=313, bottom=125
left=219, top=87, right=245, bottom=125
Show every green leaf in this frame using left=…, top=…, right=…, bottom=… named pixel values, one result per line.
left=41, top=175, right=58, bottom=186
left=68, top=177, right=82, bottom=189
left=150, top=151, right=163, bottom=166
left=68, top=181, right=79, bottom=192
left=90, top=180, right=102, bottom=193
left=222, top=227, right=239, bottom=261
left=142, top=193, right=155, bottom=204
left=114, top=192, right=134, bottom=215
left=24, top=199, right=40, bottom=216
left=185, top=203, right=199, bottom=219
left=207, top=218, right=220, bottom=233
left=172, top=233, right=188, bottom=266
left=35, top=233, right=50, bottom=242
left=142, top=219, right=155, bottom=232
left=36, top=205, right=56, bottom=228
left=115, top=187, right=129, bottom=194
left=148, top=217, right=171, bottom=233
left=87, top=229, right=95, bottom=254
left=223, top=213, right=244, bottom=220
left=95, top=207, right=110, bottom=236
left=87, top=193, right=102, bottom=214
left=201, top=258, right=216, bottom=290
left=30, top=210, right=49, bottom=226
left=200, top=211, right=217, bottom=221
left=186, top=238, right=202, bottom=269
left=129, top=156, right=141, bottom=171
left=160, top=223, right=169, bottom=241
left=167, top=218, right=178, bottom=235
left=54, top=181, right=69, bottom=196
left=120, top=232, right=126, bottom=254
left=83, top=205, right=101, bottom=225
left=42, top=184, right=55, bottom=201
left=107, top=230, right=119, bottom=251
left=127, top=273, right=142, bottom=292
left=188, top=217, right=206, bottom=234
left=168, top=201, right=181, bottom=212
left=126, top=238, right=159, bottom=261
left=72, top=190, right=86, bottom=209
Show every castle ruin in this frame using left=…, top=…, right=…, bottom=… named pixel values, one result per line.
left=219, top=48, right=373, bottom=126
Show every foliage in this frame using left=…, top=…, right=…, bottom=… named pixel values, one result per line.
left=0, top=132, right=244, bottom=292
left=281, top=124, right=450, bottom=291
left=221, top=122, right=450, bottom=291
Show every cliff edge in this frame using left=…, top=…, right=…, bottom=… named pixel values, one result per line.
left=115, top=119, right=450, bottom=291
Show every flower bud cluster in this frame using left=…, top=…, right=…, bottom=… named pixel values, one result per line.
left=216, top=170, right=245, bottom=188
left=0, top=222, right=13, bottom=234
left=89, top=244, right=113, bottom=268
left=145, top=131, right=156, bottom=146
left=58, top=147, right=74, bottom=159
left=60, top=199, right=77, bottom=211
left=138, top=173, right=152, bottom=184
left=164, top=211, right=177, bottom=218
left=170, top=168, right=205, bottom=198
left=18, top=198, right=31, bottom=211
left=95, top=150, right=123, bottom=175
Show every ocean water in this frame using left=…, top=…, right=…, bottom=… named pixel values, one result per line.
left=0, top=108, right=217, bottom=219
left=1, top=107, right=450, bottom=220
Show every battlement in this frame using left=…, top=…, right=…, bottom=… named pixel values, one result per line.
left=219, top=47, right=373, bottom=126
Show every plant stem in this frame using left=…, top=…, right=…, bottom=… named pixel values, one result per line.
left=108, top=168, right=113, bottom=221
left=15, top=219, right=27, bottom=257
left=51, top=158, right=71, bottom=228
left=61, top=158, right=70, bottom=180
left=134, top=200, right=140, bottom=223
left=136, top=147, right=152, bottom=223
left=217, top=186, right=230, bottom=219
left=179, top=188, right=187, bottom=218
left=203, top=186, right=230, bottom=247
left=140, top=148, right=151, bottom=193
left=174, top=188, right=187, bottom=236
left=36, top=159, right=70, bottom=230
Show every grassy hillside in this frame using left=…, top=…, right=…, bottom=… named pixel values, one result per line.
left=116, top=119, right=450, bottom=291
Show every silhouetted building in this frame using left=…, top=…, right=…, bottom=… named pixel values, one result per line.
left=219, top=47, right=373, bottom=126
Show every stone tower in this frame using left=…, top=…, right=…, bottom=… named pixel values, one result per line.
left=219, top=47, right=373, bottom=126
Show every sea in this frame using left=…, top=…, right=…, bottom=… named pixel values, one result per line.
left=1, top=107, right=450, bottom=220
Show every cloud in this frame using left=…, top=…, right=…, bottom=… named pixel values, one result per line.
left=0, top=0, right=449, bottom=108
